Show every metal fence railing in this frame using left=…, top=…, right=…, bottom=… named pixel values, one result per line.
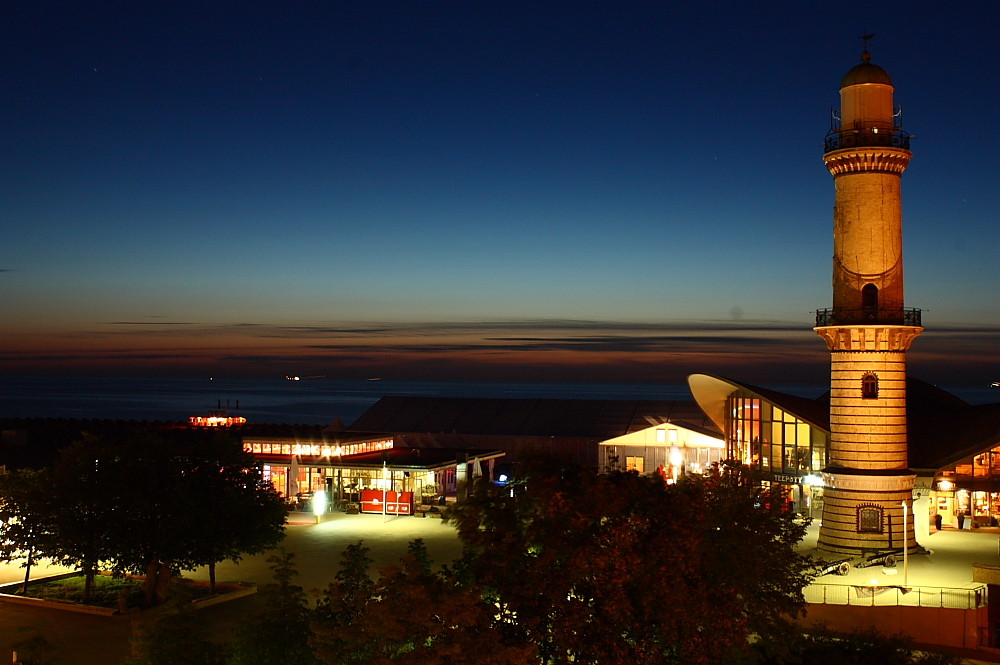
left=814, top=307, right=922, bottom=327
left=824, top=129, right=911, bottom=152
left=805, top=582, right=986, bottom=610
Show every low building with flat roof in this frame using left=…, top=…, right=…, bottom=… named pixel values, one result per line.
left=347, top=395, right=721, bottom=471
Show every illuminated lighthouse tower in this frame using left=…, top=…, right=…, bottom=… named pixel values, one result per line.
left=814, top=48, right=922, bottom=554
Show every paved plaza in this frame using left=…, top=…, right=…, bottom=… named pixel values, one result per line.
left=2, top=512, right=1000, bottom=664
left=801, top=521, right=1000, bottom=590
left=185, top=511, right=466, bottom=594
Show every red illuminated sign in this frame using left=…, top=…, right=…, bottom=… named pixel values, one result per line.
left=359, top=489, right=413, bottom=515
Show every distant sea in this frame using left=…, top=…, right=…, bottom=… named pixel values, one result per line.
left=0, top=376, right=995, bottom=427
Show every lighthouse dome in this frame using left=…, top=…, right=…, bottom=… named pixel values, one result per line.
left=840, top=51, right=893, bottom=88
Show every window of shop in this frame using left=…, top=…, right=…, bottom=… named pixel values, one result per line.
left=727, top=396, right=761, bottom=464
left=626, top=456, right=645, bottom=473
left=726, top=390, right=828, bottom=477
left=945, top=445, right=1000, bottom=522
left=268, top=465, right=287, bottom=497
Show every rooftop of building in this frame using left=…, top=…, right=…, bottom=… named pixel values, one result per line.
left=253, top=445, right=504, bottom=471
left=347, top=396, right=720, bottom=440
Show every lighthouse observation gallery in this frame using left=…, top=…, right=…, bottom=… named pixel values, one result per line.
left=814, top=50, right=922, bottom=555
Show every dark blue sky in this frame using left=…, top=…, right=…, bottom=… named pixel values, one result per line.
left=3, top=1, right=998, bottom=386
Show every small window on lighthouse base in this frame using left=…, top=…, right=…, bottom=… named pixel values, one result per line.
left=858, top=505, right=884, bottom=534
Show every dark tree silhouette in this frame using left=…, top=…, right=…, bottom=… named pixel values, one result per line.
left=312, top=539, right=536, bottom=665
left=176, top=433, right=287, bottom=593
left=2, top=430, right=286, bottom=605
left=227, top=549, right=319, bottom=665
left=445, top=456, right=815, bottom=665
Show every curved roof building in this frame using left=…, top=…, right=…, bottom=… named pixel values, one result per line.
left=689, top=373, right=1000, bottom=528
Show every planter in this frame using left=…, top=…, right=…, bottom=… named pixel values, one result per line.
left=0, top=573, right=256, bottom=617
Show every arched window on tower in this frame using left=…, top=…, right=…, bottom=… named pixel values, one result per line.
left=862, top=283, right=879, bottom=320
left=862, top=373, right=879, bottom=400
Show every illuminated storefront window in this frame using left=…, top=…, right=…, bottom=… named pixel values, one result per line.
left=626, top=456, right=645, bottom=473
left=725, top=390, right=828, bottom=478
left=244, top=438, right=392, bottom=456
left=935, top=443, right=1000, bottom=525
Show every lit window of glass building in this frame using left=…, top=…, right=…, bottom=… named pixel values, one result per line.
left=689, top=374, right=830, bottom=516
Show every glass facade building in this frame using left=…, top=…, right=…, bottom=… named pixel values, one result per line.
left=727, top=390, right=828, bottom=477
left=689, top=374, right=831, bottom=516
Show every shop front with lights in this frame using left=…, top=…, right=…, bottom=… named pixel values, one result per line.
left=598, top=421, right=725, bottom=481
left=243, top=433, right=504, bottom=516
left=932, top=446, right=1000, bottom=529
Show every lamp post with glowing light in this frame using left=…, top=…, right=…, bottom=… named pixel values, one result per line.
left=313, top=490, right=327, bottom=524
left=901, top=500, right=909, bottom=586
left=669, top=446, right=682, bottom=483
left=382, top=461, right=389, bottom=523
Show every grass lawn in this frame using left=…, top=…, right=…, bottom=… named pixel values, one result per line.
left=21, top=574, right=216, bottom=609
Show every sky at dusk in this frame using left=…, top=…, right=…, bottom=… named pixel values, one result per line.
left=3, top=1, right=998, bottom=387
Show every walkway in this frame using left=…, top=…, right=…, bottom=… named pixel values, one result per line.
left=800, top=522, right=1000, bottom=590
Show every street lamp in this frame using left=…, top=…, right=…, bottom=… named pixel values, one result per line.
left=901, top=500, right=909, bottom=586
left=669, top=446, right=682, bottom=483
left=382, top=461, right=389, bottom=523
left=313, top=490, right=327, bottom=524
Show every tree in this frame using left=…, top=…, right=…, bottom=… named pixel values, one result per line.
left=100, top=430, right=194, bottom=604
left=108, top=430, right=287, bottom=600
left=227, top=549, right=319, bottom=665
left=44, top=435, right=124, bottom=601
left=176, top=432, right=287, bottom=593
left=312, top=539, right=535, bottom=665
left=126, top=586, right=226, bottom=665
left=17, top=429, right=286, bottom=604
left=43, top=431, right=194, bottom=603
left=750, top=624, right=962, bottom=665
left=312, top=539, right=377, bottom=660
left=445, top=456, right=815, bottom=665
left=0, top=468, right=53, bottom=593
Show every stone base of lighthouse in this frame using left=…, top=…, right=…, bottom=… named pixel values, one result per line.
left=818, top=470, right=919, bottom=554
left=814, top=325, right=923, bottom=556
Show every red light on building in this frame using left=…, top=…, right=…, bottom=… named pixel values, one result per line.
left=189, top=413, right=247, bottom=427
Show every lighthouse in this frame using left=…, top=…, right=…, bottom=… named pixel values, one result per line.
left=814, top=49, right=923, bottom=555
